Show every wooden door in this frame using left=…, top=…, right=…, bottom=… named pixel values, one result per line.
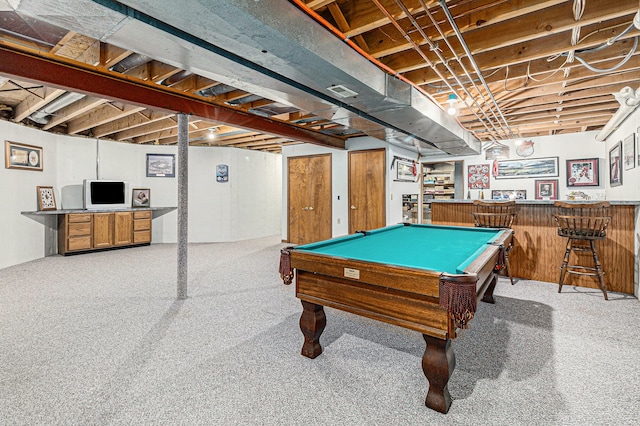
left=349, top=149, right=386, bottom=234
left=307, top=155, right=332, bottom=243
left=287, top=154, right=332, bottom=245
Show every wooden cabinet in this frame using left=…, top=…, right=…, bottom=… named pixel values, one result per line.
left=60, top=213, right=93, bottom=253
left=58, top=210, right=150, bottom=255
left=93, top=213, right=114, bottom=248
left=114, top=212, right=133, bottom=245
left=133, top=210, right=152, bottom=244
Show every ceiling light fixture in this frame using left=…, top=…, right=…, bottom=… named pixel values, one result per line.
left=208, top=128, right=216, bottom=140
left=446, top=94, right=457, bottom=115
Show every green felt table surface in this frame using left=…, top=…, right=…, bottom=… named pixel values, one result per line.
left=295, top=223, right=504, bottom=274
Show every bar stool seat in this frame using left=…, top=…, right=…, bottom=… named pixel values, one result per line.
left=471, top=200, right=516, bottom=285
left=553, top=201, right=611, bottom=300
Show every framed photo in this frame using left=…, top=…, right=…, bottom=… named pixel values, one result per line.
left=623, top=133, right=635, bottom=170
left=637, top=126, right=640, bottom=166
left=495, top=156, right=559, bottom=179
left=5, top=141, right=43, bottom=171
left=216, top=164, right=229, bottom=182
left=467, top=164, right=490, bottom=189
left=394, top=157, right=417, bottom=182
left=132, top=188, right=150, bottom=208
left=566, top=158, right=599, bottom=187
left=146, top=153, right=175, bottom=177
left=535, top=179, right=558, bottom=200
left=609, top=141, right=622, bottom=187
left=491, top=189, right=526, bottom=200
left=36, top=186, right=56, bottom=210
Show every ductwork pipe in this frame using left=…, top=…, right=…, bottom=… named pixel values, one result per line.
left=28, top=92, right=85, bottom=124
left=595, top=86, right=640, bottom=141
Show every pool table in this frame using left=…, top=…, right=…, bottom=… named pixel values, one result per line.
left=279, top=222, right=512, bottom=414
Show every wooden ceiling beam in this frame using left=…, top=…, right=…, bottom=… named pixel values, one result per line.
left=92, top=109, right=172, bottom=138
left=391, top=14, right=635, bottom=76
left=366, top=0, right=566, bottom=59
left=67, top=103, right=146, bottom=134
left=13, top=87, right=66, bottom=122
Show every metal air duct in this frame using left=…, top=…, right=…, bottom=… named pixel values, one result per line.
left=10, top=0, right=480, bottom=155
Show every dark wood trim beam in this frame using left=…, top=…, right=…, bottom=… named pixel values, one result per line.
left=0, top=45, right=345, bottom=150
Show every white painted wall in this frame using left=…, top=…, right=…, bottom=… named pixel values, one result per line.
left=424, top=131, right=608, bottom=201
left=1, top=120, right=282, bottom=270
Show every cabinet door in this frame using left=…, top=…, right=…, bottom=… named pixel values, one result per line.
left=93, top=213, right=113, bottom=248
left=114, top=212, right=133, bottom=245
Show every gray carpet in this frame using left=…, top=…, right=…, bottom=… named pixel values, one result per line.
left=1, top=236, right=638, bottom=425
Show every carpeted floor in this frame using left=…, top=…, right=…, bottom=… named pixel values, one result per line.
left=1, top=236, right=638, bottom=425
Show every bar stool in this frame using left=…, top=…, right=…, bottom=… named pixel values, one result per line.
left=471, top=200, right=516, bottom=285
left=553, top=201, right=611, bottom=300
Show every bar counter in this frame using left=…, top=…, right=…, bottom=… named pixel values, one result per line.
left=430, top=200, right=638, bottom=295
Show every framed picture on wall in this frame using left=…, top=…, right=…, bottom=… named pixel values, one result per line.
left=637, top=126, right=640, bottom=166
left=609, top=141, right=622, bottom=187
left=623, top=133, right=635, bottom=170
left=566, top=158, right=599, bottom=187
left=146, top=153, right=175, bottom=177
left=467, top=164, right=490, bottom=189
left=491, top=189, right=526, bottom=200
left=494, top=156, right=559, bottom=179
left=535, top=179, right=558, bottom=200
left=5, top=141, right=43, bottom=171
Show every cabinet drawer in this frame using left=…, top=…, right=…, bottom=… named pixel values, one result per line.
left=68, top=222, right=92, bottom=237
left=68, top=214, right=92, bottom=223
left=68, top=236, right=92, bottom=251
left=133, top=219, right=151, bottom=231
left=133, top=230, right=151, bottom=243
left=133, top=210, right=152, bottom=220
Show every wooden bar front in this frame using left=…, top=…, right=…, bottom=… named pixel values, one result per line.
left=431, top=201, right=636, bottom=295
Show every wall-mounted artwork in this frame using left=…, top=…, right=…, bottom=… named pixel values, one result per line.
left=5, top=141, right=43, bottom=171
left=216, top=164, right=229, bottom=182
left=393, top=157, right=417, bottom=182
left=535, top=179, right=558, bottom=200
left=146, top=153, right=175, bottom=177
left=491, top=189, right=526, bottom=200
left=637, top=126, right=640, bottom=166
left=623, top=133, right=635, bottom=171
left=566, top=158, right=599, bottom=187
left=609, top=141, right=622, bottom=187
left=467, top=164, right=490, bottom=189
left=495, top=156, right=559, bottom=179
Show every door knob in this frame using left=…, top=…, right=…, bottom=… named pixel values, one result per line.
left=308, top=206, right=314, bottom=211
left=351, top=205, right=356, bottom=209
left=302, top=207, right=308, bottom=211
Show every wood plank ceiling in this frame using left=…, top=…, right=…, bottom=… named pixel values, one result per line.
left=0, top=0, right=639, bottom=153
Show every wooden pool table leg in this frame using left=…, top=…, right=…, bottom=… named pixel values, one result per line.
left=422, top=334, right=455, bottom=414
left=299, top=300, right=326, bottom=359
left=481, top=274, right=498, bottom=304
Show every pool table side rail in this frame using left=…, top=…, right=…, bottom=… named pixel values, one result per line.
left=295, top=270, right=451, bottom=339
left=291, top=251, right=442, bottom=297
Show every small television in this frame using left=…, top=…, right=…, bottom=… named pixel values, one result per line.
left=83, top=179, right=130, bottom=210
